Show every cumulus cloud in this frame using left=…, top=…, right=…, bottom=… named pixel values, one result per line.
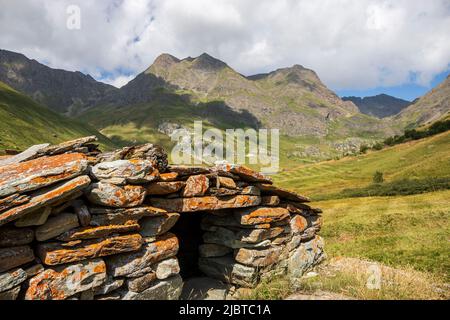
left=0, top=0, right=449, bottom=89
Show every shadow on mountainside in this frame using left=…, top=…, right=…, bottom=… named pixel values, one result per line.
left=79, top=72, right=262, bottom=147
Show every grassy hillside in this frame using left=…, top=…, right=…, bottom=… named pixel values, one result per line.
left=315, top=191, right=450, bottom=279
left=274, top=131, right=450, bottom=199
left=0, top=81, right=116, bottom=151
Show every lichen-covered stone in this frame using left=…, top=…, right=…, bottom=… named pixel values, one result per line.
left=288, top=236, right=325, bottom=278
left=158, top=172, right=179, bottom=182
left=25, top=259, right=107, bottom=300
left=217, top=176, right=237, bottom=189
left=215, top=164, right=272, bottom=184
left=57, top=223, right=140, bottom=241
left=0, top=175, right=91, bottom=226
left=37, top=234, right=143, bottom=266
left=146, top=181, right=185, bottom=195
left=85, top=182, right=146, bottom=208
left=255, top=184, right=310, bottom=202
left=89, top=206, right=166, bottom=226
left=0, top=153, right=88, bottom=198
left=234, top=206, right=290, bottom=225
left=0, top=194, right=30, bottom=212
left=121, top=274, right=183, bottom=300
left=183, top=175, right=209, bottom=197
left=91, top=160, right=159, bottom=184
left=234, top=246, right=283, bottom=267
left=0, top=268, right=27, bottom=293
left=260, top=195, right=280, bottom=206
left=107, top=233, right=179, bottom=277
left=150, top=195, right=261, bottom=213
left=167, top=166, right=209, bottom=176
left=93, top=275, right=124, bottom=295
left=201, top=214, right=271, bottom=230
left=139, top=213, right=180, bottom=238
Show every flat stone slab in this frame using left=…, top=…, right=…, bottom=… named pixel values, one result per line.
left=0, top=175, right=91, bottom=226
left=25, top=258, right=106, bottom=300
left=150, top=195, right=261, bottom=213
left=146, top=181, right=185, bottom=195
left=90, top=159, right=159, bottom=184
left=0, top=285, right=21, bottom=300
left=0, top=143, right=49, bottom=166
left=0, top=226, right=34, bottom=247
left=37, top=234, right=143, bottom=266
left=0, top=194, right=30, bottom=213
left=202, top=214, right=271, bottom=229
left=139, top=213, right=180, bottom=237
left=183, top=175, right=209, bottom=197
left=215, top=164, right=272, bottom=184
left=234, top=246, right=283, bottom=267
left=57, top=223, right=140, bottom=241
left=255, top=184, right=310, bottom=202
left=167, top=166, right=210, bottom=176
left=121, top=274, right=183, bottom=300
left=0, top=153, right=88, bottom=198
left=85, top=182, right=146, bottom=208
left=14, top=206, right=52, bottom=227
left=234, top=206, right=290, bottom=225
left=0, top=245, right=35, bottom=273
left=199, top=255, right=258, bottom=288
left=34, top=136, right=97, bottom=157
left=107, top=233, right=179, bottom=277
left=89, top=206, right=167, bottom=226
left=0, top=268, right=27, bottom=293
left=126, top=258, right=180, bottom=293
left=35, top=213, right=79, bottom=242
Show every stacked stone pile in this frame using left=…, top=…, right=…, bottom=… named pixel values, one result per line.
left=0, top=137, right=325, bottom=300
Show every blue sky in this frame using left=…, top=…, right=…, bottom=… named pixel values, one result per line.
left=336, top=70, right=450, bottom=101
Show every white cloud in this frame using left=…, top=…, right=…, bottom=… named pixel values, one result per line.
left=0, top=0, right=449, bottom=90
left=102, top=74, right=135, bottom=88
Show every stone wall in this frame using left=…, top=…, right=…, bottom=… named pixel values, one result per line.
left=0, top=137, right=324, bottom=300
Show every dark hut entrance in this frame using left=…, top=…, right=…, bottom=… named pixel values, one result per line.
left=171, top=212, right=205, bottom=279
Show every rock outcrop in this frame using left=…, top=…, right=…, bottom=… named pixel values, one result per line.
left=0, top=137, right=325, bottom=300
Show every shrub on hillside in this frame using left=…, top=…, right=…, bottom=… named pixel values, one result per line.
left=373, top=171, right=384, bottom=184
left=338, top=177, right=450, bottom=198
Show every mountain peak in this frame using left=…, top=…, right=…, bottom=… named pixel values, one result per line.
left=192, top=53, right=227, bottom=71
left=152, top=53, right=180, bottom=68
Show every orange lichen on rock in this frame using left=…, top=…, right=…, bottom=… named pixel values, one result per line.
left=37, top=234, right=143, bottom=266
left=0, top=153, right=88, bottom=198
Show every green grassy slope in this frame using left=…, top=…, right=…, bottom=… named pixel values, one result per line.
left=0, top=81, right=117, bottom=151
left=274, top=131, right=450, bottom=198
left=316, top=191, right=450, bottom=279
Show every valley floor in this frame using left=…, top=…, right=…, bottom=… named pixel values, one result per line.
left=244, top=191, right=449, bottom=300
left=315, top=190, right=449, bottom=278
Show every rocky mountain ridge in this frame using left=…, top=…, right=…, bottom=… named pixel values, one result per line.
left=0, top=49, right=117, bottom=115
left=342, top=94, right=411, bottom=118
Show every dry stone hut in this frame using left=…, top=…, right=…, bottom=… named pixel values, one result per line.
left=0, top=136, right=325, bottom=300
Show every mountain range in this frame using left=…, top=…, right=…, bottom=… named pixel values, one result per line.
left=342, top=94, right=411, bottom=118
left=0, top=48, right=448, bottom=163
